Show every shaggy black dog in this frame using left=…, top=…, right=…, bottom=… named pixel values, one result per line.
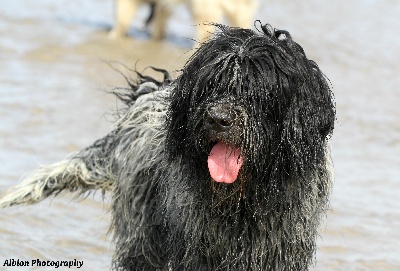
left=0, top=23, right=335, bottom=270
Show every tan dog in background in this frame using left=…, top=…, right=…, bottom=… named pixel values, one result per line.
left=109, top=0, right=256, bottom=43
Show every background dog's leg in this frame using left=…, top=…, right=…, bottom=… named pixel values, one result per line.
left=223, top=0, right=256, bottom=29
left=190, top=0, right=223, bottom=43
left=109, top=0, right=139, bottom=39
left=0, top=132, right=117, bottom=208
left=150, top=3, right=172, bottom=40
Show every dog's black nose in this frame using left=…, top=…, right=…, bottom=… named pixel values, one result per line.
left=206, top=104, right=237, bottom=132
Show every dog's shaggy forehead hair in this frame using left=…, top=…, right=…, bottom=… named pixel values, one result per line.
left=177, top=24, right=308, bottom=104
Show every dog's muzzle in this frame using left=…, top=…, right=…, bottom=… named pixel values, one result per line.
left=205, top=103, right=244, bottom=184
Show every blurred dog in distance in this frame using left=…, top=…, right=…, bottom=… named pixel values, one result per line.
left=109, top=0, right=256, bottom=44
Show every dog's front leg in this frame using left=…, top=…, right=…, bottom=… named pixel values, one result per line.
left=109, top=0, right=140, bottom=39
left=189, top=0, right=222, bottom=43
left=149, top=2, right=172, bottom=40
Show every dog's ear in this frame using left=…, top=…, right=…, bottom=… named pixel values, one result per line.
left=288, top=58, right=335, bottom=138
left=270, top=27, right=335, bottom=140
left=279, top=61, right=335, bottom=173
left=309, top=64, right=335, bottom=139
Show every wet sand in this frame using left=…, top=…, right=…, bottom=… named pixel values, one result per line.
left=1, top=0, right=399, bottom=270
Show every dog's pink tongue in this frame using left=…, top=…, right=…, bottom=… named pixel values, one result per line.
left=208, top=142, right=243, bottom=183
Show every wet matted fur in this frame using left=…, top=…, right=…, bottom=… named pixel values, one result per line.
left=0, top=23, right=335, bottom=270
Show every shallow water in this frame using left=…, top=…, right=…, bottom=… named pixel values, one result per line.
left=0, top=0, right=399, bottom=270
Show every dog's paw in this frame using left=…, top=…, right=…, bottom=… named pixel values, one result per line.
left=108, top=29, right=128, bottom=40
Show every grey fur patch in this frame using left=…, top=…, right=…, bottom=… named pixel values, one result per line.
left=0, top=87, right=169, bottom=208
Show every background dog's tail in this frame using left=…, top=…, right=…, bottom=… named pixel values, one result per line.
left=0, top=133, right=116, bottom=208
